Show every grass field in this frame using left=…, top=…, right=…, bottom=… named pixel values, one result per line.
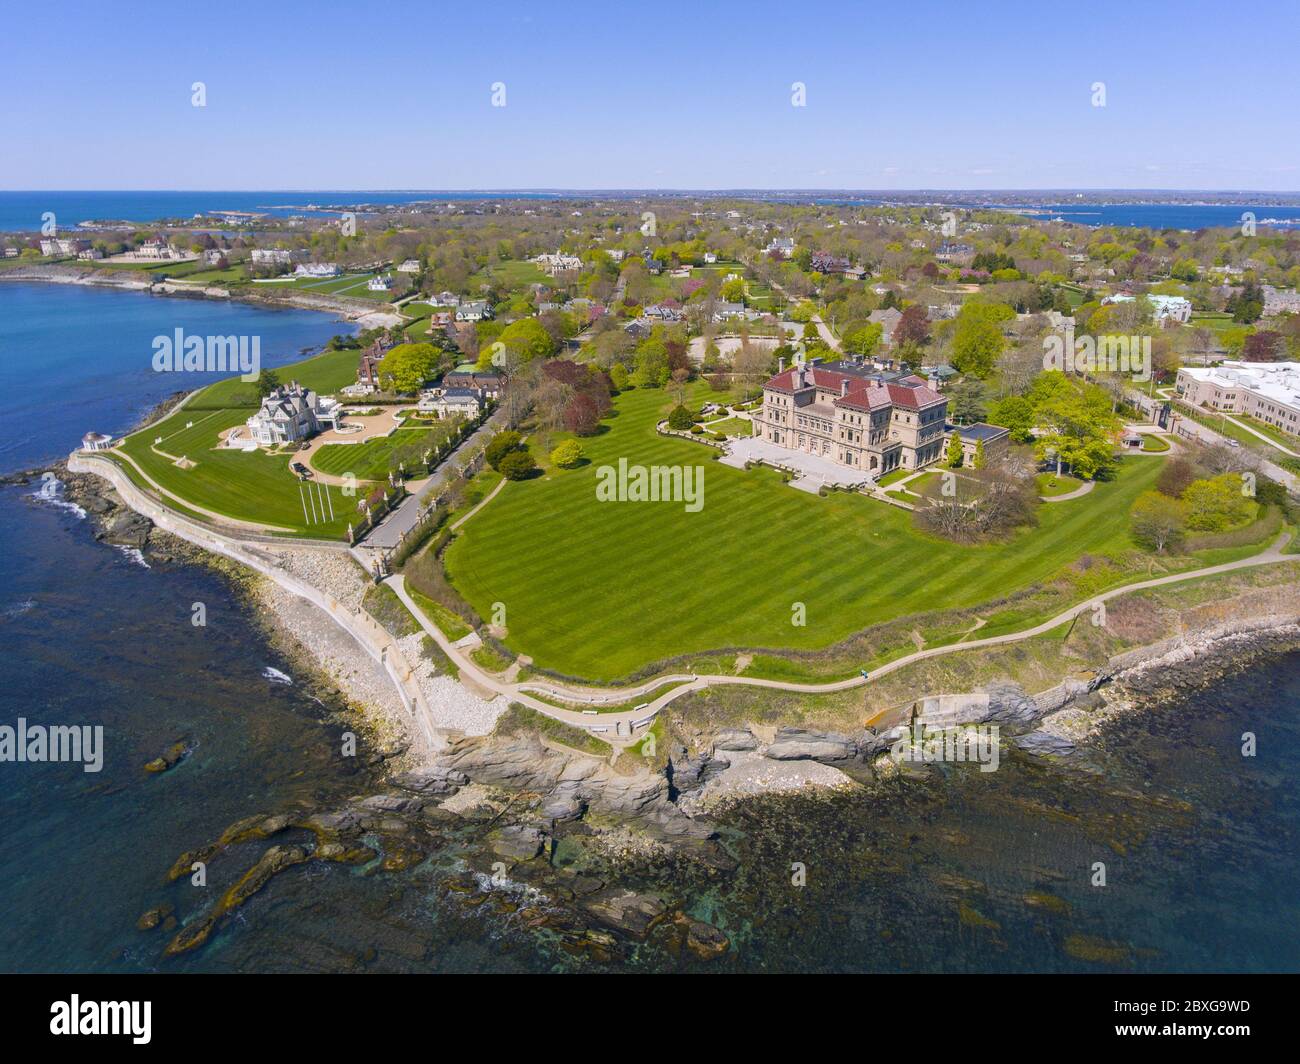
left=108, top=345, right=372, bottom=538
left=443, top=383, right=1172, bottom=681
left=469, top=259, right=549, bottom=290
left=313, top=427, right=442, bottom=482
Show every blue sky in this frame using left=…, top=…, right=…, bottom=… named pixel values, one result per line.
left=3, top=0, right=1297, bottom=190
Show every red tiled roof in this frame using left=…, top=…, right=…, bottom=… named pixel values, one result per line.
left=885, top=382, right=944, bottom=409
left=764, top=367, right=945, bottom=411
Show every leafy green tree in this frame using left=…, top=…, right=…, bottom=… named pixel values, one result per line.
left=973, top=438, right=986, bottom=469
left=946, top=431, right=964, bottom=468
left=1182, top=473, right=1255, bottom=531
left=484, top=430, right=522, bottom=470
left=844, top=322, right=883, bottom=356
left=1031, top=374, right=1121, bottom=478
left=608, top=363, right=630, bottom=391
left=498, top=449, right=537, bottom=480
left=951, top=316, right=1005, bottom=378
left=988, top=395, right=1034, bottom=443
left=379, top=343, right=439, bottom=393
left=256, top=369, right=281, bottom=398
left=497, top=317, right=556, bottom=363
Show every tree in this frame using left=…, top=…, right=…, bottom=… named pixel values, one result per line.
left=496, top=317, right=556, bottom=364
left=1182, top=473, right=1255, bottom=531
left=893, top=304, right=930, bottom=349
left=563, top=393, right=601, bottom=435
left=484, top=430, right=523, bottom=470
left=947, top=379, right=987, bottom=424
left=498, top=449, right=537, bottom=481
left=256, top=369, right=281, bottom=398
left=1156, top=457, right=1198, bottom=498
left=1031, top=375, right=1121, bottom=479
left=946, top=431, right=964, bottom=468
left=845, top=322, right=883, bottom=356
left=973, top=438, right=986, bottom=469
left=608, top=363, right=630, bottom=391
left=1130, top=490, right=1186, bottom=552
left=379, top=342, right=439, bottom=393
left=988, top=395, right=1034, bottom=443
left=951, top=315, right=1005, bottom=378
left=1242, top=330, right=1284, bottom=362
left=550, top=440, right=584, bottom=468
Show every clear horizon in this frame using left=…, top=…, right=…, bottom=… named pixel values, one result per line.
left=5, top=0, right=1298, bottom=191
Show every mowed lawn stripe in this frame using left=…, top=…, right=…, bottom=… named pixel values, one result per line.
left=444, top=385, right=1166, bottom=680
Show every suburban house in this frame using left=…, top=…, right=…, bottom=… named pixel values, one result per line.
left=295, top=262, right=341, bottom=278
left=455, top=300, right=492, bottom=322
left=397, top=259, right=421, bottom=273
left=41, top=237, right=89, bottom=257
left=1263, top=286, right=1300, bottom=317
left=1102, top=292, right=1193, bottom=323
left=764, top=236, right=795, bottom=258
left=703, top=252, right=718, bottom=264
left=135, top=238, right=182, bottom=260
left=349, top=337, right=395, bottom=394
left=935, top=243, right=975, bottom=265
left=251, top=248, right=294, bottom=266
left=1175, top=361, right=1300, bottom=436
left=534, top=251, right=583, bottom=276
left=644, top=300, right=683, bottom=322
left=869, top=307, right=903, bottom=345
left=443, top=364, right=505, bottom=398
left=417, top=387, right=486, bottom=419
left=945, top=422, right=1010, bottom=464
left=367, top=273, right=393, bottom=292
left=810, top=251, right=852, bottom=275
left=713, top=301, right=755, bottom=322
left=752, top=359, right=950, bottom=477
left=77, top=246, right=104, bottom=261
left=245, top=382, right=342, bottom=447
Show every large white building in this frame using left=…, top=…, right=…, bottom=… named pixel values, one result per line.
left=245, top=382, right=341, bottom=447
left=1102, top=292, right=1193, bottom=324
left=1175, top=361, right=1300, bottom=437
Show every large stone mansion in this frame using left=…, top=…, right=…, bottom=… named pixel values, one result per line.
left=753, top=359, right=949, bottom=477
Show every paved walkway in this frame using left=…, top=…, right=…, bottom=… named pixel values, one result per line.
left=1041, top=479, right=1095, bottom=503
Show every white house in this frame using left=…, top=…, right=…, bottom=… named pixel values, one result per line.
left=397, top=259, right=421, bottom=273
left=294, top=262, right=341, bottom=278
left=1102, top=292, right=1192, bottom=324
left=455, top=300, right=491, bottom=322
left=534, top=251, right=583, bottom=276
left=245, top=383, right=341, bottom=447
left=764, top=236, right=795, bottom=258
left=417, top=387, right=485, bottom=418
left=251, top=248, right=294, bottom=266
left=367, top=273, right=393, bottom=292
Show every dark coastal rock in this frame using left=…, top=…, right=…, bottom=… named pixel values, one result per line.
left=712, top=728, right=758, bottom=752
left=855, top=728, right=890, bottom=757
left=677, top=915, right=730, bottom=961
left=219, top=812, right=292, bottom=845
left=667, top=742, right=729, bottom=793
left=391, top=766, right=468, bottom=796
left=539, top=785, right=587, bottom=824
left=489, top=824, right=546, bottom=861
left=581, top=891, right=668, bottom=939
left=218, top=845, right=310, bottom=914
left=99, top=509, right=152, bottom=549
left=356, top=794, right=426, bottom=815
left=983, top=682, right=1041, bottom=727
left=316, top=840, right=378, bottom=865
left=135, top=903, right=174, bottom=931
left=765, top=728, right=858, bottom=762
left=144, top=740, right=191, bottom=774
left=1013, top=731, right=1077, bottom=757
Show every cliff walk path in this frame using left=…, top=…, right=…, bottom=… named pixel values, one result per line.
left=389, top=532, right=1298, bottom=742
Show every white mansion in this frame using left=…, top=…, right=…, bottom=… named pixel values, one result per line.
left=753, top=359, right=949, bottom=477
left=246, top=382, right=342, bottom=447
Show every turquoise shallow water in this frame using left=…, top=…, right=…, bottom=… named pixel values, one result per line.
left=0, top=283, right=1296, bottom=973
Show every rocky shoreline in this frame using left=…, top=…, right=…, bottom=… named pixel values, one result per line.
left=0, top=263, right=403, bottom=328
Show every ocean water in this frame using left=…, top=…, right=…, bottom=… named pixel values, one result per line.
left=0, top=281, right=1297, bottom=972
left=3, top=191, right=1298, bottom=234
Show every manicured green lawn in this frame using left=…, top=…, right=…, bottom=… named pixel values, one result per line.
left=1036, top=472, right=1084, bottom=496
left=108, top=345, right=374, bottom=538
left=469, top=259, right=549, bottom=290
left=313, top=427, right=442, bottom=482
left=704, top=417, right=752, bottom=437
left=443, top=383, right=1170, bottom=681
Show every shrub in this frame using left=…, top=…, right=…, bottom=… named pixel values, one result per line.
left=1130, top=490, right=1187, bottom=552
left=1183, top=473, right=1255, bottom=532
left=498, top=449, right=537, bottom=480
left=484, top=430, right=522, bottom=470
left=550, top=439, right=584, bottom=468
left=667, top=405, right=695, bottom=431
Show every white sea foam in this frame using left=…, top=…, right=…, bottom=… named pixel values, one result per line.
left=262, top=666, right=294, bottom=685
left=31, top=476, right=86, bottom=519
left=1, top=599, right=35, bottom=621
left=116, top=546, right=151, bottom=569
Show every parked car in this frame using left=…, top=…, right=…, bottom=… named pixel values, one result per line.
left=291, top=462, right=313, bottom=480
